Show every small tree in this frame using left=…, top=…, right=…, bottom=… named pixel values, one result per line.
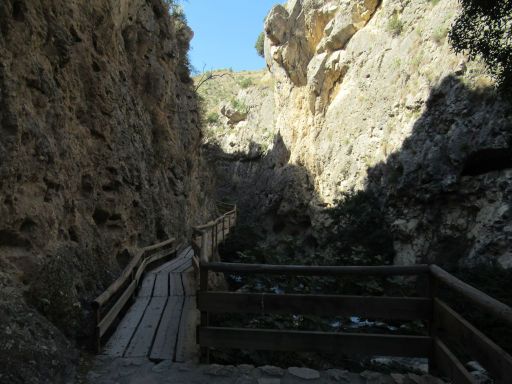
left=255, top=32, right=265, bottom=58
left=449, top=0, right=512, bottom=92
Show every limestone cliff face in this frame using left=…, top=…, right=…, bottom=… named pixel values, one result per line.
left=263, top=0, right=512, bottom=269
left=210, top=0, right=512, bottom=269
left=0, top=0, right=213, bottom=382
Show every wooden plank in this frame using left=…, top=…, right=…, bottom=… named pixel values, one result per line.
left=434, top=299, right=512, bottom=384
left=134, top=248, right=177, bottom=282
left=153, top=273, right=169, bottom=297
left=175, top=296, right=199, bottom=362
left=198, top=327, right=432, bottom=357
left=169, top=273, right=184, bottom=296
left=159, top=249, right=192, bottom=273
left=183, top=246, right=194, bottom=259
left=157, top=254, right=188, bottom=273
left=182, top=272, right=196, bottom=296
left=151, top=251, right=181, bottom=274
left=124, top=296, right=167, bottom=357
left=176, top=259, right=193, bottom=273
left=102, top=296, right=151, bottom=357
left=138, top=273, right=156, bottom=297
left=171, top=257, right=193, bottom=272
left=434, top=338, right=477, bottom=384
left=98, top=280, right=137, bottom=337
left=203, top=262, right=430, bottom=276
left=198, top=292, right=431, bottom=321
left=430, top=265, right=512, bottom=327
left=149, top=295, right=184, bottom=361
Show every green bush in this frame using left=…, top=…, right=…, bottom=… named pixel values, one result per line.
left=230, top=98, right=249, bottom=113
left=449, top=0, right=512, bottom=92
left=323, top=190, right=395, bottom=267
left=238, top=77, right=254, bottom=89
left=387, top=14, right=404, bottom=36
left=255, top=32, right=265, bottom=58
left=205, top=112, right=220, bottom=125
left=432, top=26, right=448, bottom=44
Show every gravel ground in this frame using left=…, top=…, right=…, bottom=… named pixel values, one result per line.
left=85, top=357, right=448, bottom=384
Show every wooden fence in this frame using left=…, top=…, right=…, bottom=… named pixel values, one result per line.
left=192, top=202, right=237, bottom=264
left=197, top=262, right=512, bottom=384
left=92, top=202, right=237, bottom=353
left=92, top=238, right=179, bottom=352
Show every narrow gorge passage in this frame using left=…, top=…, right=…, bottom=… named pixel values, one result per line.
left=1, top=0, right=511, bottom=383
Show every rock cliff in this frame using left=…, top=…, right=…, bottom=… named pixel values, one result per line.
left=206, top=0, right=512, bottom=269
left=0, top=0, right=213, bottom=382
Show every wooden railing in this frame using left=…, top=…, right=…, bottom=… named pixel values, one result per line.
left=197, top=262, right=512, bottom=384
left=92, top=238, right=179, bottom=352
left=192, top=202, right=237, bottom=264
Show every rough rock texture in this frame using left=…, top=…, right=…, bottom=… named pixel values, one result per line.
left=0, top=0, right=214, bottom=382
left=85, top=359, right=448, bottom=384
left=197, top=70, right=275, bottom=156
left=208, top=0, right=512, bottom=268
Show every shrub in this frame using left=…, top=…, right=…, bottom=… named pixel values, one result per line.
left=238, top=77, right=254, bottom=89
left=323, top=190, right=395, bottom=266
left=387, top=14, right=404, bottom=36
left=449, top=0, right=512, bottom=92
left=255, top=32, right=265, bottom=58
left=205, top=112, right=220, bottom=125
left=230, top=98, right=249, bottom=114
left=432, top=26, right=448, bottom=44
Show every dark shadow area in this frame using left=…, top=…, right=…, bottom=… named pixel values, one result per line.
left=204, top=73, right=512, bottom=369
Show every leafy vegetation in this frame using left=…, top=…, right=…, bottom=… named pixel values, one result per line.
left=387, top=14, right=404, bottom=36
left=322, top=191, right=395, bottom=267
left=255, top=32, right=265, bottom=58
left=432, top=26, right=449, bottom=45
left=230, top=97, right=250, bottom=114
left=449, top=0, right=512, bottom=92
left=220, top=190, right=396, bottom=297
left=214, top=192, right=422, bottom=369
left=205, top=112, right=220, bottom=125
left=238, top=77, right=254, bottom=89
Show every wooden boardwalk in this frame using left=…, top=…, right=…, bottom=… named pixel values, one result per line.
left=101, top=246, right=199, bottom=362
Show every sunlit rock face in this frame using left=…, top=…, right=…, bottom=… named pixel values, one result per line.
left=0, top=0, right=214, bottom=382
left=209, top=0, right=512, bottom=269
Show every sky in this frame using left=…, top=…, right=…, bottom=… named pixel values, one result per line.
left=181, top=0, right=281, bottom=73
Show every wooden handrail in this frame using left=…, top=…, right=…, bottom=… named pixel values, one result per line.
left=193, top=208, right=236, bottom=232
left=192, top=203, right=236, bottom=263
left=92, top=237, right=178, bottom=351
left=197, top=261, right=512, bottom=384
left=430, top=264, right=512, bottom=327
left=198, top=292, right=432, bottom=320
left=93, top=238, right=176, bottom=308
left=202, top=262, right=430, bottom=276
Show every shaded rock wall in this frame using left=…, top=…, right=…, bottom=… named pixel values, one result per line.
left=207, top=0, right=512, bottom=269
left=0, top=0, right=214, bottom=382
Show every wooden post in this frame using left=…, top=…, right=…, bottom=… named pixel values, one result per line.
left=222, top=216, right=225, bottom=243
left=95, top=305, right=102, bottom=353
left=199, top=265, right=210, bottom=363
left=211, top=226, right=215, bottom=262
left=200, top=230, right=208, bottom=263
left=428, top=269, right=439, bottom=375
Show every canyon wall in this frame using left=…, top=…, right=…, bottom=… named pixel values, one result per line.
left=0, top=0, right=214, bottom=382
left=207, top=0, right=512, bottom=269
